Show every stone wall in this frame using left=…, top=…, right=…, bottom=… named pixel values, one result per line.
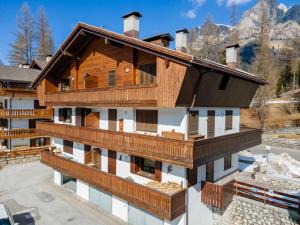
left=212, top=197, right=299, bottom=225
left=0, top=156, right=40, bottom=166
left=255, top=173, right=300, bottom=191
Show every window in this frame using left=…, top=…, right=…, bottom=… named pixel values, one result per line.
left=108, top=70, right=116, bottom=87
left=136, top=110, right=158, bottom=133
left=63, top=140, right=73, bottom=155
left=218, top=74, right=230, bottom=90
left=59, top=79, right=71, bottom=91
left=225, top=110, right=233, bottom=130
left=224, top=154, right=232, bottom=171
left=139, top=64, right=156, bottom=84
left=131, top=156, right=161, bottom=181
left=58, top=108, right=72, bottom=123
left=188, top=110, right=199, bottom=136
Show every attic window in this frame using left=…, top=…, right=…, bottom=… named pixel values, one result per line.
left=218, top=74, right=230, bottom=90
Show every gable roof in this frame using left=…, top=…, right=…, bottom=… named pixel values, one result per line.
left=31, top=22, right=267, bottom=88
left=30, top=59, right=47, bottom=70
left=0, top=65, right=40, bottom=83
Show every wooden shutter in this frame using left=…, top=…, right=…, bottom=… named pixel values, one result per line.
left=187, top=168, right=198, bottom=187
left=207, top=110, right=215, bottom=138
left=92, top=149, right=101, bottom=169
left=84, top=145, right=92, bottom=164
left=154, top=161, right=162, bottom=182
left=188, top=110, right=199, bottom=136
left=63, top=140, right=73, bottom=155
left=225, top=110, right=233, bottom=130
left=130, top=156, right=139, bottom=173
left=119, top=118, right=124, bottom=132
left=30, top=138, right=36, bottom=147
left=206, top=161, right=214, bottom=182
left=108, top=150, right=116, bottom=175
left=45, top=138, right=51, bottom=146
left=108, top=109, right=117, bottom=131
left=85, top=112, right=100, bottom=129
left=224, top=154, right=232, bottom=171
left=136, top=110, right=158, bottom=132
left=75, top=108, right=82, bottom=126
left=108, top=70, right=116, bottom=87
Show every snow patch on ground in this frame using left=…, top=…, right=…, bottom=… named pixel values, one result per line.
left=239, top=151, right=300, bottom=180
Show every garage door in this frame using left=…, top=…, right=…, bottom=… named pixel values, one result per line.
left=128, top=204, right=163, bottom=225
left=89, top=186, right=112, bottom=213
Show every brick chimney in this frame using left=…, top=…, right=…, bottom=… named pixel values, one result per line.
left=175, top=29, right=189, bottom=53
left=226, top=44, right=240, bottom=69
left=122, top=12, right=142, bottom=38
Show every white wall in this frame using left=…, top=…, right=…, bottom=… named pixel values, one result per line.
left=101, top=149, right=108, bottom=172
left=162, top=163, right=187, bottom=188
left=10, top=98, right=35, bottom=110
left=73, top=142, right=85, bottom=164
left=76, top=180, right=89, bottom=200
left=54, top=170, right=63, bottom=185
left=10, top=119, right=28, bottom=129
left=117, top=108, right=134, bottom=132
left=112, top=196, right=128, bottom=221
left=164, top=214, right=186, bottom=225
left=214, top=152, right=239, bottom=181
left=53, top=138, right=63, bottom=151
left=11, top=138, right=30, bottom=148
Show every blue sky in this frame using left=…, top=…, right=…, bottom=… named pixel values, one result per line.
left=0, top=0, right=297, bottom=65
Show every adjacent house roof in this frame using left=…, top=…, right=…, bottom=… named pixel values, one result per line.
left=0, top=65, right=40, bottom=83
left=143, top=33, right=174, bottom=42
left=31, top=22, right=268, bottom=88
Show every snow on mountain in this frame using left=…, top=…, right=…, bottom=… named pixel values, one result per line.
left=277, top=3, right=288, bottom=14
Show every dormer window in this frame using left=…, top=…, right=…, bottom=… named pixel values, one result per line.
left=218, top=74, right=230, bottom=90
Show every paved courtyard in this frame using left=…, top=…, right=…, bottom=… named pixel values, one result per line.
left=0, top=161, right=126, bottom=225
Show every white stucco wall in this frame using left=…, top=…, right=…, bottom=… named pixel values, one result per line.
left=112, top=196, right=128, bottom=221
left=10, top=119, right=28, bottom=129
left=10, top=98, right=35, bottom=110
left=11, top=138, right=30, bottom=148
left=162, top=163, right=187, bottom=188
left=53, top=170, right=63, bottom=185
left=101, top=149, right=108, bottom=172
left=214, top=152, right=239, bottom=181
left=164, top=214, right=186, bottom=225
left=73, top=142, right=85, bottom=164
left=76, top=180, right=89, bottom=200
left=117, top=108, right=134, bottom=132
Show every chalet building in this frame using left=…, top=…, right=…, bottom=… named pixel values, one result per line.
left=0, top=63, right=52, bottom=150
left=32, top=12, right=266, bottom=225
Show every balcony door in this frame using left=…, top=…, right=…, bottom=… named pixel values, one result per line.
left=108, top=150, right=116, bottom=175
left=108, top=109, right=117, bottom=131
left=207, top=110, right=215, bottom=138
left=206, top=161, right=214, bottom=182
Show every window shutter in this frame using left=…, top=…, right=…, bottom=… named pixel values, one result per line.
left=108, top=70, right=116, bottom=87
left=63, top=140, right=73, bottom=155
left=136, top=110, right=157, bottom=133
left=188, top=110, right=199, bottom=136
left=225, top=110, right=233, bottom=130
left=154, top=161, right=162, bottom=182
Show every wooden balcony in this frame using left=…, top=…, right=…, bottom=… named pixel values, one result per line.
left=0, top=88, right=36, bottom=98
left=201, top=180, right=234, bottom=208
left=0, top=109, right=53, bottom=119
left=36, top=122, right=262, bottom=168
left=44, top=84, right=158, bottom=107
left=0, top=128, right=40, bottom=139
left=41, top=150, right=186, bottom=220
left=0, top=146, right=49, bottom=160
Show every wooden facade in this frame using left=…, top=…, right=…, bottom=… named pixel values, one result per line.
left=36, top=121, right=262, bottom=168
left=0, top=128, right=41, bottom=139
left=0, top=109, right=53, bottom=119
left=41, top=150, right=186, bottom=220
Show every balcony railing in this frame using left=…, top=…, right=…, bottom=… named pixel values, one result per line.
left=0, top=146, right=49, bottom=160
left=44, top=84, right=158, bottom=107
left=36, top=122, right=262, bottom=168
left=201, top=180, right=235, bottom=208
left=0, top=128, right=39, bottom=139
left=41, top=150, right=186, bottom=220
left=0, top=109, right=53, bottom=119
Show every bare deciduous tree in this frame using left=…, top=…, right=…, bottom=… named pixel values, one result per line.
left=36, top=6, right=54, bottom=60
left=9, top=2, right=34, bottom=65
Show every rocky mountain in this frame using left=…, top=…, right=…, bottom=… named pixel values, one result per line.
left=188, top=0, right=300, bottom=63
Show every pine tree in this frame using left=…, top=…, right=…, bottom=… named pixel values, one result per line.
left=229, top=2, right=239, bottom=45
left=8, top=2, right=34, bottom=65
left=36, top=6, right=54, bottom=60
left=276, top=61, right=293, bottom=96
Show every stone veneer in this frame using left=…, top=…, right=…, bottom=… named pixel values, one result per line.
left=254, top=173, right=300, bottom=191
left=212, top=197, right=299, bottom=225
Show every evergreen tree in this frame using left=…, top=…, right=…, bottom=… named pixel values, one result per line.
left=36, top=6, right=54, bottom=60
left=276, top=61, right=294, bottom=96
left=8, top=2, right=34, bottom=65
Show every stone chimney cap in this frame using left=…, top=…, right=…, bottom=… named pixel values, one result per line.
left=122, top=12, right=142, bottom=19
left=176, top=29, right=189, bottom=34
left=226, top=43, right=240, bottom=49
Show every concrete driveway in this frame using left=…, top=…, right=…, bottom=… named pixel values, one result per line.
left=0, top=161, right=126, bottom=225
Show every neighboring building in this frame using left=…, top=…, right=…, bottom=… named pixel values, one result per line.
left=0, top=63, right=52, bottom=150
left=32, top=12, right=266, bottom=225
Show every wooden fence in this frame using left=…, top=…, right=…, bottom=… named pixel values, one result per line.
left=201, top=180, right=235, bottom=208
left=234, top=181, right=300, bottom=213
